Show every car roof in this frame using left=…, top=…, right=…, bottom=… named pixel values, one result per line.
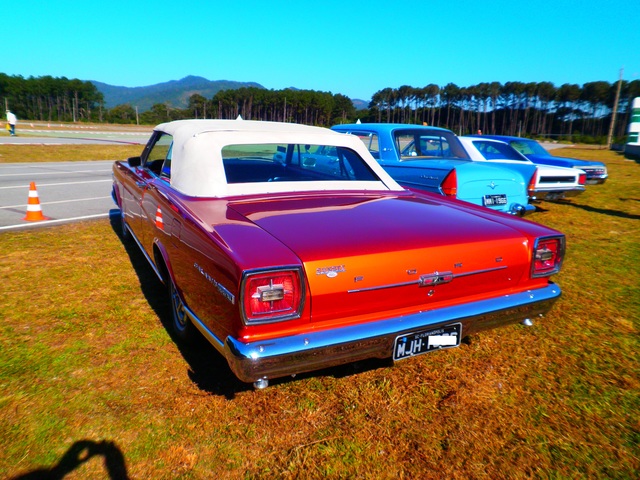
left=474, top=134, right=534, bottom=142
left=156, top=119, right=334, bottom=137
left=154, top=119, right=404, bottom=197
left=332, top=123, right=454, bottom=134
left=460, top=136, right=511, bottom=144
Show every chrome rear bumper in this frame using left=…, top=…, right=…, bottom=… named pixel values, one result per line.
left=509, top=203, right=536, bottom=216
left=532, top=186, right=586, bottom=201
left=189, top=283, right=561, bottom=385
left=585, top=177, right=607, bottom=185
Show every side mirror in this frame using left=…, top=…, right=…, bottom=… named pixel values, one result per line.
left=127, top=156, right=141, bottom=167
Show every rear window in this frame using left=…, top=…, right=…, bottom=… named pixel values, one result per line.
left=472, top=140, right=527, bottom=161
left=394, top=129, right=469, bottom=160
left=510, top=140, right=547, bottom=156
left=221, top=143, right=378, bottom=184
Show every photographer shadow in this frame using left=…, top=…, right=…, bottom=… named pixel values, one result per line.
left=11, top=439, right=128, bottom=480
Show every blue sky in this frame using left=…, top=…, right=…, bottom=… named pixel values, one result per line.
left=6, top=0, right=638, bottom=101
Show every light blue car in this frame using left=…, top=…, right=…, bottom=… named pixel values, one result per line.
left=331, top=123, right=537, bottom=216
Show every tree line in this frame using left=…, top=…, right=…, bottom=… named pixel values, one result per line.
left=0, top=73, right=104, bottom=122
left=366, top=80, right=640, bottom=142
left=2, top=73, right=639, bottom=143
left=107, top=87, right=357, bottom=127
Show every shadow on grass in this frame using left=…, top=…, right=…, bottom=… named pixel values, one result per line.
left=10, top=439, right=129, bottom=480
left=108, top=212, right=253, bottom=399
left=108, top=212, right=390, bottom=396
left=561, top=201, right=640, bottom=220
left=531, top=197, right=640, bottom=220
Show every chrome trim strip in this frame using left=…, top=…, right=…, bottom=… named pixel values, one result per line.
left=452, top=266, right=508, bottom=278
left=183, top=303, right=226, bottom=353
left=347, top=266, right=508, bottom=293
left=125, top=220, right=164, bottom=282
left=192, top=283, right=561, bottom=384
left=348, top=279, right=419, bottom=293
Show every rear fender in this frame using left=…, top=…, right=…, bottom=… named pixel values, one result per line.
left=152, top=239, right=174, bottom=287
left=112, top=183, right=122, bottom=208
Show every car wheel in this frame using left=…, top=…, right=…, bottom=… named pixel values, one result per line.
left=120, top=209, right=129, bottom=239
left=169, top=277, right=195, bottom=342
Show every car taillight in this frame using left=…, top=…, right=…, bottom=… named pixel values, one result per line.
left=441, top=169, right=457, bottom=197
left=527, top=169, right=538, bottom=197
left=578, top=173, right=586, bottom=185
left=241, top=268, right=304, bottom=324
left=531, top=236, right=565, bottom=277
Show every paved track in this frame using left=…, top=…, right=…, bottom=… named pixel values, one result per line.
left=0, top=125, right=570, bottom=232
left=0, top=125, right=151, bottom=231
left=0, top=160, right=117, bottom=231
left=0, top=123, right=151, bottom=145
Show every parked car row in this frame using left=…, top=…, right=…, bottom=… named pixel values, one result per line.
left=113, top=119, right=567, bottom=389
left=331, top=123, right=603, bottom=213
left=331, top=123, right=537, bottom=216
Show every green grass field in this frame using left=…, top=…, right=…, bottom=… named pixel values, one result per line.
left=0, top=147, right=638, bottom=478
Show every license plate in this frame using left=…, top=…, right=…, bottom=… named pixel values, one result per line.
left=393, top=323, right=461, bottom=361
left=484, top=194, right=507, bottom=206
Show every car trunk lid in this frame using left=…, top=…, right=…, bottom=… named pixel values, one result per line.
left=229, top=192, right=531, bottom=323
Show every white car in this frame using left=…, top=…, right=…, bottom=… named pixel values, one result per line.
left=458, top=136, right=586, bottom=201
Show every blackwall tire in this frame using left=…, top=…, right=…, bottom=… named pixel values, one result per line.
left=170, top=276, right=195, bottom=342
left=120, top=209, right=130, bottom=240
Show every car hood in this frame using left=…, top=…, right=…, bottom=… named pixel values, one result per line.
left=228, top=192, right=532, bottom=322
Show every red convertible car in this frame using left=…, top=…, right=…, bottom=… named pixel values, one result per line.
left=112, top=120, right=565, bottom=389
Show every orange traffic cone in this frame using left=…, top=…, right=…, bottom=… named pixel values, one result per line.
left=155, top=206, right=164, bottom=230
left=23, top=182, right=49, bottom=221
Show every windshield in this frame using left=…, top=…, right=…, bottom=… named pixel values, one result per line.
left=222, top=143, right=378, bottom=183
left=395, top=129, right=469, bottom=160
left=472, top=140, right=529, bottom=161
left=509, top=139, right=549, bottom=156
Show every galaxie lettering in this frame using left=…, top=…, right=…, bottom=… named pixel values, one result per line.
left=194, top=262, right=235, bottom=304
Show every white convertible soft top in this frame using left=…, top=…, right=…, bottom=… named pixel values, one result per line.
left=153, top=119, right=403, bottom=197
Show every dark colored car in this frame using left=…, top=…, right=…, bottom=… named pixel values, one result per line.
left=477, top=135, right=608, bottom=185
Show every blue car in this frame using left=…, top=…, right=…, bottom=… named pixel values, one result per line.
left=477, top=135, right=608, bottom=185
left=331, top=123, right=536, bottom=216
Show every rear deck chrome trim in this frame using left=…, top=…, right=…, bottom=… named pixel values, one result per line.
left=347, top=266, right=507, bottom=293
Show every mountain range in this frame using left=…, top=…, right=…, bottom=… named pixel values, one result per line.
left=90, top=75, right=367, bottom=111
left=90, top=76, right=264, bottom=111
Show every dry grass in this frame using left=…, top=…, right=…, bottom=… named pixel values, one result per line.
left=0, top=121, right=147, bottom=163
left=0, top=148, right=638, bottom=479
left=0, top=144, right=143, bottom=163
